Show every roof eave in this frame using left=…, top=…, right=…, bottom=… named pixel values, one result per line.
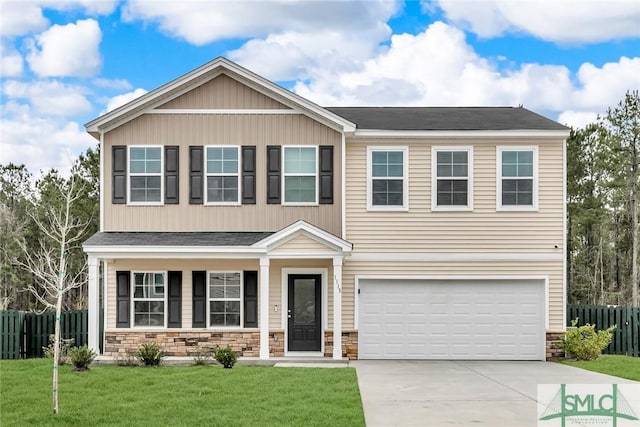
left=351, top=129, right=571, bottom=138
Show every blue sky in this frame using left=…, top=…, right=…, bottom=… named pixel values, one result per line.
left=1, top=0, right=639, bottom=175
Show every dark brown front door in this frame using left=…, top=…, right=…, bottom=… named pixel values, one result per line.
left=288, top=274, right=321, bottom=351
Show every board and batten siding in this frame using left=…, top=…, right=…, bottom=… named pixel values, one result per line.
left=103, top=114, right=342, bottom=234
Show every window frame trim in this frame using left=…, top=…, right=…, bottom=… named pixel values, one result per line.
left=207, top=270, right=244, bottom=329
left=496, top=145, right=539, bottom=212
left=131, top=271, right=168, bottom=329
left=366, top=146, right=409, bottom=211
left=127, top=145, right=164, bottom=206
left=431, top=146, right=474, bottom=212
left=204, top=145, right=242, bottom=206
left=282, top=145, right=319, bottom=206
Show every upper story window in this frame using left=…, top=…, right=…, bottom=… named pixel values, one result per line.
left=367, top=147, right=408, bottom=211
left=132, top=272, right=165, bottom=327
left=129, top=146, right=163, bottom=204
left=206, top=146, right=240, bottom=204
left=497, top=146, right=538, bottom=211
left=209, top=272, right=242, bottom=327
left=432, top=147, right=473, bottom=211
left=283, top=146, right=317, bottom=204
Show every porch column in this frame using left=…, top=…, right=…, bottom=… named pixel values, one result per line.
left=87, top=256, right=100, bottom=354
left=332, top=256, right=343, bottom=360
left=259, top=257, right=270, bottom=359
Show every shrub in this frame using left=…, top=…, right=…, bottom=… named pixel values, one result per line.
left=191, top=347, right=213, bottom=366
left=214, top=345, right=238, bottom=368
left=562, top=318, right=616, bottom=361
left=43, top=335, right=75, bottom=365
left=137, top=342, right=165, bottom=366
left=68, top=345, right=97, bottom=371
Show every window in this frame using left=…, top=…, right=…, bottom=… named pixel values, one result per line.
left=283, top=146, right=317, bottom=204
left=497, top=147, right=538, bottom=210
left=367, top=147, right=408, bottom=210
left=129, top=146, right=163, bottom=203
left=209, top=272, right=242, bottom=327
left=206, top=146, right=240, bottom=204
left=132, top=272, right=165, bottom=327
left=432, top=147, right=473, bottom=210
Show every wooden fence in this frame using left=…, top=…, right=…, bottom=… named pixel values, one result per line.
left=0, top=310, right=103, bottom=359
left=567, top=304, right=640, bottom=357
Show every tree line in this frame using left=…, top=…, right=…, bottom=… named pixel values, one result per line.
left=0, top=91, right=638, bottom=310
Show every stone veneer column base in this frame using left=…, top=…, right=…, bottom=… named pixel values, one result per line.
left=324, top=330, right=358, bottom=360
left=546, top=331, right=565, bottom=360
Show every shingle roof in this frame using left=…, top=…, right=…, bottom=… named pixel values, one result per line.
left=83, top=232, right=274, bottom=247
left=325, top=107, right=568, bottom=131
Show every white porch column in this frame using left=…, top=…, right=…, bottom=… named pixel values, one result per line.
left=87, top=256, right=100, bottom=354
left=259, top=257, right=270, bottom=360
left=332, top=256, right=343, bottom=360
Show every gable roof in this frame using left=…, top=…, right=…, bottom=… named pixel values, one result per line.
left=85, top=57, right=356, bottom=137
left=326, top=107, right=568, bottom=131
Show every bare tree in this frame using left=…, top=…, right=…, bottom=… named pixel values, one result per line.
left=15, top=176, right=90, bottom=414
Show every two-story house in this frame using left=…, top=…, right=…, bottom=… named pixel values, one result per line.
left=83, top=57, right=569, bottom=361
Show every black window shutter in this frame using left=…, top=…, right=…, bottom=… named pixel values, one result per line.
left=241, top=146, right=256, bottom=204
left=116, top=271, right=130, bottom=328
left=112, top=146, right=127, bottom=204
left=167, top=271, right=182, bottom=328
left=189, top=146, right=204, bottom=204
left=319, top=145, right=334, bottom=204
left=266, top=145, right=281, bottom=204
left=192, top=271, right=206, bottom=327
left=165, top=146, right=179, bottom=204
left=243, top=271, right=258, bottom=328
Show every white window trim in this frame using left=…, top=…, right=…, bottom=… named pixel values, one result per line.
left=282, top=145, right=319, bottom=206
left=431, top=146, right=474, bottom=211
left=131, top=271, right=167, bottom=329
left=127, top=145, right=164, bottom=206
left=204, top=145, right=241, bottom=206
left=367, top=146, right=409, bottom=211
left=207, top=271, right=244, bottom=329
left=496, top=145, right=539, bottom=211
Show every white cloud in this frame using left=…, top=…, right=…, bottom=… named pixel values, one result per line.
left=26, top=18, right=102, bottom=77
left=51, top=0, right=118, bottom=15
left=103, top=88, right=147, bottom=113
left=0, top=41, right=23, bottom=77
left=0, top=0, right=49, bottom=37
left=557, top=111, right=600, bottom=129
left=122, top=0, right=399, bottom=45
left=432, top=0, right=640, bottom=43
left=2, top=80, right=92, bottom=116
left=92, top=78, right=133, bottom=90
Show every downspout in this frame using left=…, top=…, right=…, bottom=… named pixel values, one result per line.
left=341, top=131, right=346, bottom=240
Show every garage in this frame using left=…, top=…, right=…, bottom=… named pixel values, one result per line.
left=358, top=278, right=545, bottom=360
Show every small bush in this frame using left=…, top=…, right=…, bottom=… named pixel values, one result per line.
left=562, top=318, right=616, bottom=361
left=214, top=345, right=238, bottom=369
left=43, top=335, right=75, bottom=365
left=191, top=347, right=213, bottom=366
left=137, top=342, right=164, bottom=366
left=69, top=345, right=97, bottom=371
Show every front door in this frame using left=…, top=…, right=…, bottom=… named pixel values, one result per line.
left=288, top=274, right=322, bottom=351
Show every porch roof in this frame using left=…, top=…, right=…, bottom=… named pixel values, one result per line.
left=83, top=231, right=274, bottom=247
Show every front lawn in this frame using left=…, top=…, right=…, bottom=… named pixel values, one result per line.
left=559, top=355, right=640, bottom=381
left=0, top=359, right=365, bottom=426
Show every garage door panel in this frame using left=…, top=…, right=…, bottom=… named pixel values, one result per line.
left=358, top=279, right=544, bottom=360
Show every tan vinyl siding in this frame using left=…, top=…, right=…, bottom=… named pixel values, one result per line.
left=345, top=138, right=565, bottom=252
left=342, top=260, right=564, bottom=330
left=157, top=74, right=289, bottom=109
left=103, top=114, right=342, bottom=234
left=270, top=233, right=337, bottom=254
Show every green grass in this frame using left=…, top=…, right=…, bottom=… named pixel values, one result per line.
left=0, top=359, right=365, bottom=427
left=559, top=355, right=640, bottom=381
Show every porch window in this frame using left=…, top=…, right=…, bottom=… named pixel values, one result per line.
left=209, top=272, right=242, bottom=327
left=132, top=272, right=166, bottom=327
left=283, top=146, right=317, bottom=204
left=205, top=146, right=240, bottom=204
left=129, top=146, right=163, bottom=203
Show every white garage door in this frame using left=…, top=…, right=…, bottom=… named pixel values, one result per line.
left=358, top=279, right=544, bottom=360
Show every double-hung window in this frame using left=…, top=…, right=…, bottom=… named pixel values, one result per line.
left=283, top=146, right=317, bottom=204
left=497, top=146, right=538, bottom=210
left=206, top=146, right=240, bottom=204
left=368, top=147, right=408, bottom=210
left=132, top=272, right=166, bottom=327
left=209, top=272, right=242, bottom=327
left=129, top=146, right=162, bottom=203
left=432, top=147, right=473, bottom=210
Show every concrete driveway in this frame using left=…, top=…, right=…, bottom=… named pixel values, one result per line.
left=351, top=360, right=638, bottom=427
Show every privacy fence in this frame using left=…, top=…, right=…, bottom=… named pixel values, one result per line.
left=567, top=304, right=640, bottom=357
left=0, top=310, right=103, bottom=359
